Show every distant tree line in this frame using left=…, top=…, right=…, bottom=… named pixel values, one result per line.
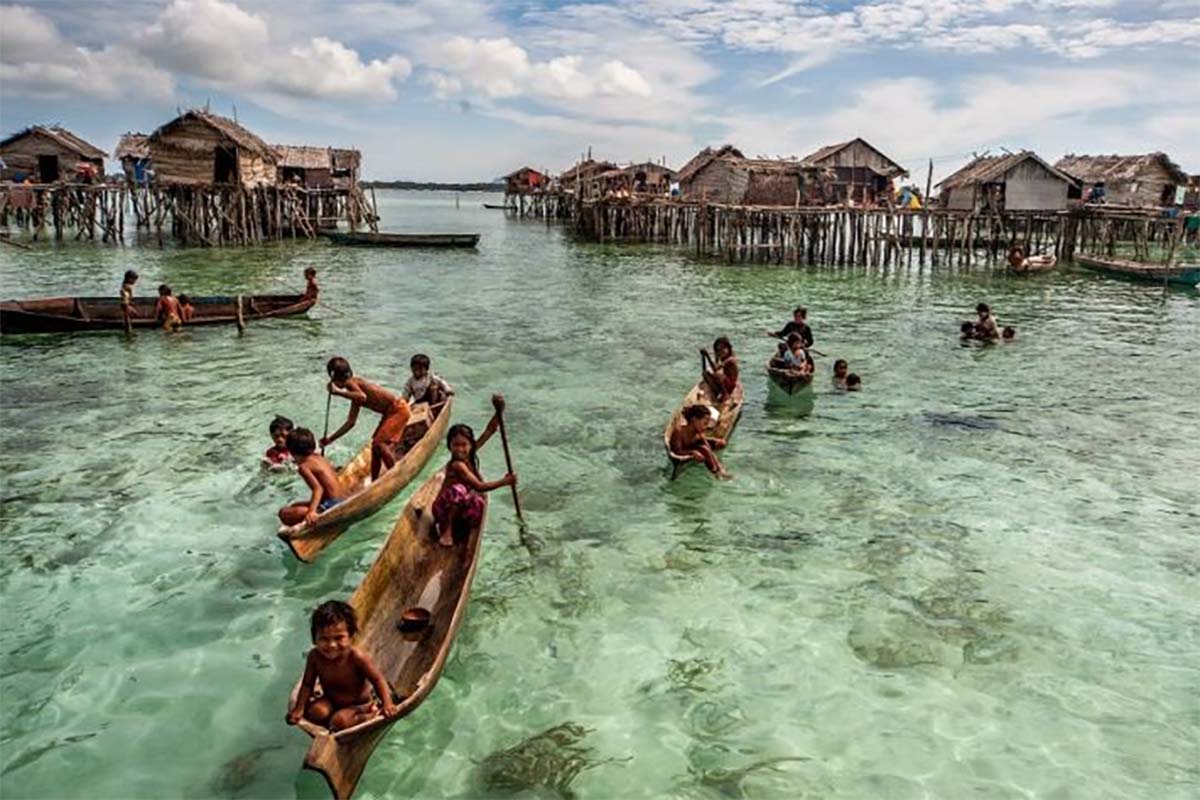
left=362, top=180, right=504, bottom=191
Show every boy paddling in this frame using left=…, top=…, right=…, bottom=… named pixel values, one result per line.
left=321, top=357, right=411, bottom=481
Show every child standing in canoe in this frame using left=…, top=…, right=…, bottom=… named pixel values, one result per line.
left=432, top=398, right=516, bottom=547
left=287, top=600, right=399, bottom=731
left=302, top=267, right=319, bottom=302
left=279, top=428, right=346, bottom=526
left=321, top=357, right=411, bottom=481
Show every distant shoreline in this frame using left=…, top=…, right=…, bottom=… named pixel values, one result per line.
left=362, top=181, right=504, bottom=192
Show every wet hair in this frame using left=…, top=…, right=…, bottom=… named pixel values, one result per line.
left=793, top=306, right=807, bottom=318
left=976, top=303, right=990, bottom=315
left=269, top=415, right=294, bottom=437
left=178, top=294, right=191, bottom=305
left=123, top=270, right=139, bottom=283
left=326, top=356, right=352, bottom=382
left=446, top=423, right=479, bottom=472
left=310, top=600, right=357, bottom=642
left=961, top=321, right=976, bottom=335
left=286, top=427, right=317, bottom=457
left=683, top=404, right=711, bottom=422
left=157, top=284, right=172, bottom=296
left=410, top=353, right=431, bottom=370
left=846, top=373, right=862, bottom=388
left=1002, top=326, right=1016, bottom=339
left=834, top=358, right=848, bottom=371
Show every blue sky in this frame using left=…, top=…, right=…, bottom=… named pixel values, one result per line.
left=2, top=0, right=1197, bottom=181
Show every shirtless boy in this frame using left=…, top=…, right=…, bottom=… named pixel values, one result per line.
left=670, top=404, right=730, bottom=478
left=155, top=284, right=183, bottom=331
left=321, top=357, right=411, bottom=481
left=278, top=428, right=346, bottom=526
left=286, top=600, right=399, bottom=731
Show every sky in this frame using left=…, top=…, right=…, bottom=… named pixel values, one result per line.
left=1, top=0, right=1197, bottom=182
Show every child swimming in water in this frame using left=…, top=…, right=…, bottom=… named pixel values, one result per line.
left=832, top=359, right=849, bottom=389
left=846, top=374, right=862, bottom=391
left=432, top=404, right=516, bottom=547
left=263, top=415, right=294, bottom=467
left=286, top=600, right=399, bottom=731
left=278, top=428, right=346, bottom=526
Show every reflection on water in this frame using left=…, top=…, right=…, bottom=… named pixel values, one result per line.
left=2, top=190, right=1198, bottom=799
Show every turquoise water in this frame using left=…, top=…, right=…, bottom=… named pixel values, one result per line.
left=2, top=191, right=1198, bottom=799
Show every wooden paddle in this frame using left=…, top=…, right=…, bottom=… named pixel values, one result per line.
left=491, top=394, right=522, bottom=523
left=770, top=335, right=826, bottom=357
left=321, top=392, right=332, bottom=455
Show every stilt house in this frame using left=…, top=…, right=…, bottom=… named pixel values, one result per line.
left=676, top=145, right=829, bottom=206
left=558, top=159, right=617, bottom=200
left=801, top=138, right=907, bottom=205
left=0, top=125, right=106, bottom=183
left=504, top=166, right=549, bottom=195
left=937, top=151, right=1076, bottom=212
left=1054, top=153, right=1188, bottom=209
left=147, top=110, right=277, bottom=188
left=114, top=133, right=151, bottom=185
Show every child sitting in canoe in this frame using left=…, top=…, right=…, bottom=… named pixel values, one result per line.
left=670, top=404, right=730, bottom=478
left=783, top=334, right=814, bottom=375
left=832, top=359, right=849, bottom=389
left=321, top=357, right=411, bottom=482
left=432, top=410, right=516, bottom=547
left=302, top=267, right=319, bottom=302
left=704, top=337, right=739, bottom=400
left=279, top=428, right=346, bottom=526
left=178, top=294, right=195, bottom=323
left=263, top=415, right=294, bottom=468
left=155, top=284, right=183, bottom=331
left=403, top=354, right=453, bottom=414
left=286, top=600, right=399, bottom=731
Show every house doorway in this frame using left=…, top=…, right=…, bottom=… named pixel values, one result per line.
left=37, top=155, right=59, bottom=182
left=214, top=146, right=238, bottom=184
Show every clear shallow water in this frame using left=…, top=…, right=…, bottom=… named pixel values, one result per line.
left=2, top=190, right=1198, bottom=799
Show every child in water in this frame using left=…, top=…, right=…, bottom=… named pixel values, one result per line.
left=1002, top=326, right=1016, bottom=341
left=263, top=415, right=294, bottom=467
left=302, top=267, right=319, bottom=302
left=322, top=357, right=411, bottom=482
left=178, top=294, right=195, bottom=322
left=286, top=600, right=399, bottom=731
left=432, top=404, right=516, bottom=547
left=832, top=359, right=849, bottom=389
left=670, top=404, right=730, bottom=478
left=975, top=303, right=1000, bottom=340
left=279, top=428, right=346, bottom=526
left=155, top=284, right=183, bottom=331
left=846, top=374, right=862, bottom=391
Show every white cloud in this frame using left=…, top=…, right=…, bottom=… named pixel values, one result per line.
left=134, top=0, right=413, bottom=100
left=0, top=5, right=174, bottom=100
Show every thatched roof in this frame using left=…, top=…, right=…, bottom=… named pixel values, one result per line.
left=1054, top=153, right=1187, bottom=186
left=275, top=145, right=332, bottom=169
left=0, top=125, right=107, bottom=159
left=114, top=133, right=149, bottom=160
left=938, top=151, right=1074, bottom=190
left=802, top=137, right=907, bottom=177
left=560, top=159, right=617, bottom=182
left=676, top=145, right=745, bottom=184
left=150, top=109, right=276, bottom=159
left=622, top=161, right=675, bottom=177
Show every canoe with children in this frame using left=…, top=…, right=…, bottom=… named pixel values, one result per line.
left=277, top=355, right=455, bottom=562
left=664, top=337, right=744, bottom=479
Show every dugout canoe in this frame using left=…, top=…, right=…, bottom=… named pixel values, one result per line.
left=0, top=294, right=314, bottom=335
left=290, top=470, right=485, bottom=799
left=1074, top=253, right=1200, bottom=287
left=324, top=232, right=480, bottom=248
left=765, top=362, right=814, bottom=395
left=277, top=398, right=453, bottom=562
left=1010, top=255, right=1057, bottom=274
left=481, top=203, right=507, bottom=210
left=663, top=380, right=744, bottom=479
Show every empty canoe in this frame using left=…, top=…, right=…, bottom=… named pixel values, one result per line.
left=325, top=232, right=480, bottom=248
left=1075, top=254, right=1200, bottom=287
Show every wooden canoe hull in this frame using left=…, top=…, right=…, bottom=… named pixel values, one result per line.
left=765, top=364, right=814, bottom=395
left=278, top=398, right=453, bottom=562
left=1010, top=255, right=1057, bottom=274
left=0, top=294, right=314, bottom=335
left=325, top=232, right=480, bottom=248
left=1074, top=254, right=1200, bottom=287
left=663, top=380, right=744, bottom=479
left=295, top=471, right=485, bottom=799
